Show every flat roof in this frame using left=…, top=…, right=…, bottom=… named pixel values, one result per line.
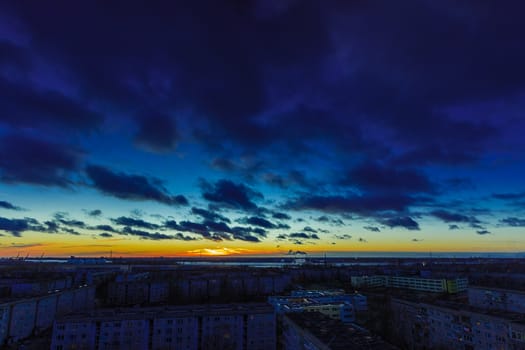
left=469, top=285, right=525, bottom=295
left=284, top=312, right=398, bottom=350
left=56, top=303, right=274, bottom=323
left=392, top=297, right=525, bottom=323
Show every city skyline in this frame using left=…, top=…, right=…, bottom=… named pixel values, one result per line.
left=1, top=1, right=525, bottom=257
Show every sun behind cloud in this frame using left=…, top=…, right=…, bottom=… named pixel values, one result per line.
left=187, top=247, right=253, bottom=256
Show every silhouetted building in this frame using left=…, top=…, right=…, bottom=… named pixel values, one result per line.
left=390, top=297, right=525, bottom=350
left=269, top=290, right=366, bottom=323
left=51, top=303, right=276, bottom=350
left=351, top=275, right=468, bottom=293
left=282, top=312, right=398, bottom=350
left=469, top=286, right=525, bottom=313
left=0, top=285, right=95, bottom=346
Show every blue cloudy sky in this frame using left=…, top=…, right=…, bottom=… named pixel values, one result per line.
left=0, top=0, right=524, bottom=257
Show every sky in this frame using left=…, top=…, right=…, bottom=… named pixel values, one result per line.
left=0, top=1, right=524, bottom=258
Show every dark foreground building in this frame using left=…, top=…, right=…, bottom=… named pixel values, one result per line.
left=282, top=312, right=398, bottom=350
left=51, top=303, right=275, bottom=350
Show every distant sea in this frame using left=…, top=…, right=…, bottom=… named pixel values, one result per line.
left=17, top=251, right=525, bottom=266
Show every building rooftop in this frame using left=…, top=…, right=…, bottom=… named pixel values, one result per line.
left=284, top=312, right=398, bottom=350
left=55, top=303, right=274, bottom=323
left=392, top=296, right=525, bottom=323
left=469, top=285, right=525, bottom=295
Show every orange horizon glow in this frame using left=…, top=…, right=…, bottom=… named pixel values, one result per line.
left=1, top=229, right=524, bottom=258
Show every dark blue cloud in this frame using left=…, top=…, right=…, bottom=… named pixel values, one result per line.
left=0, top=200, right=22, bottom=211
left=121, top=226, right=191, bottom=240
left=85, top=209, right=102, bottom=217
left=86, top=165, right=188, bottom=206
left=288, top=232, right=319, bottom=240
left=203, top=220, right=233, bottom=234
left=287, top=194, right=415, bottom=215
left=261, top=170, right=315, bottom=190
left=0, top=217, right=31, bottom=237
left=44, top=221, right=59, bottom=233
left=342, top=162, right=433, bottom=194
left=53, top=212, right=86, bottom=228
left=2, top=0, right=522, bottom=161
left=272, top=212, right=291, bottom=220
left=381, top=217, right=420, bottom=231
left=111, top=216, right=159, bottom=230
left=92, top=224, right=117, bottom=233
left=335, top=234, right=352, bottom=240
left=287, top=250, right=307, bottom=255
left=0, top=216, right=68, bottom=237
left=201, top=179, right=262, bottom=211
left=241, top=216, right=289, bottom=230
left=0, top=0, right=524, bottom=250
left=0, top=134, right=81, bottom=187
left=430, top=210, right=479, bottom=224
left=499, top=217, right=525, bottom=227
left=363, top=226, right=381, bottom=232
left=230, top=226, right=263, bottom=242
left=0, top=77, right=103, bottom=131
left=210, top=158, right=238, bottom=172
left=430, top=210, right=483, bottom=231
left=191, top=207, right=231, bottom=223
left=134, top=112, right=179, bottom=153
left=492, top=192, right=525, bottom=200
left=165, top=219, right=234, bottom=242
left=98, top=232, right=113, bottom=238
left=394, top=146, right=478, bottom=166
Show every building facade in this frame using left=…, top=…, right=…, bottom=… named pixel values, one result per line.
left=389, top=297, right=525, bottom=350
left=351, top=275, right=468, bottom=293
left=469, top=286, right=525, bottom=314
left=282, top=312, right=397, bottom=350
left=51, top=303, right=276, bottom=350
left=0, top=285, right=95, bottom=346
left=268, top=290, right=366, bottom=323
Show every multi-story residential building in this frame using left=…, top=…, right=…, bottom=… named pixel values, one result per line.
left=290, top=290, right=368, bottom=311
left=107, top=280, right=169, bottom=306
left=389, top=297, right=525, bottom=350
left=351, top=275, right=468, bottom=293
left=282, top=312, right=398, bottom=350
left=268, top=290, right=366, bottom=323
left=0, top=285, right=95, bottom=346
left=51, top=303, right=276, bottom=350
left=469, top=286, right=525, bottom=313
left=350, top=275, right=388, bottom=289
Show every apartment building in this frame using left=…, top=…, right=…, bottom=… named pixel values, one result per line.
left=351, top=275, right=468, bottom=293
left=0, top=285, right=95, bottom=346
left=469, top=286, right=525, bottom=314
left=268, top=290, right=366, bottom=323
left=51, top=303, right=276, bottom=350
left=390, top=297, right=525, bottom=350
left=282, top=312, right=398, bottom=350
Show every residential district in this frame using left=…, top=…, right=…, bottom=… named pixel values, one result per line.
left=0, top=256, right=525, bottom=349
